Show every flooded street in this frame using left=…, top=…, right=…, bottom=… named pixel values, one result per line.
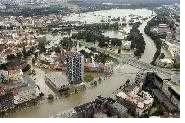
left=4, top=8, right=159, bottom=118
left=6, top=64, right=140, bottom=118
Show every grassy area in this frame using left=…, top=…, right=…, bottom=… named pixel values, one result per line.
left=84, top=74, right=94, bottom=82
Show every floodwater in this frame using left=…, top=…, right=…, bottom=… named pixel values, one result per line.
left=6, top=64, right=140, bottom=118
left=64, top=8, right=156, bottom=63
left=102, top=30, right=125, bottom=39
left=139, top=20, right=157, bottom=63
left=63, top=8, right=153, bottom=24
left=4, top=8, right=161, bottom=118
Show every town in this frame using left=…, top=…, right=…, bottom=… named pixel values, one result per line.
left=0, top=0, right=180, bottom=118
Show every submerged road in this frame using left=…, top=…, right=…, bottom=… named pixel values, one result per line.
left=74, top=39, right=173, bottom=78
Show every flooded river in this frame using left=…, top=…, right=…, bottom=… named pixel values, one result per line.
left=4, top=8, right=161, bottom=118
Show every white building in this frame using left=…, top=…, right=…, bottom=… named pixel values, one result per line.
left=116, top=90, right=153, bottom=116
left=157, top=58, right=174, bottom=68
left=167, top=42, right=180, bottom=58
left=0, top=70, right=9, bottom=83
left=122, top=41, right=131, bottom=50
left=0, top=56, right=7, bottom=64
left=8, top=69, right=23, bottom=81
left=159, top=23, right=168, bottom=28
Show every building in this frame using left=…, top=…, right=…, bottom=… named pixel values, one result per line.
left=0, top=70, right=9, bottom=83
left=116, top=90, right=153, bottom=117
left=159, top=23, right=168, bottom=28
left=111, top=102, right=128, bottom=118
left=174, top=53, right=180, bottom=65
left=0, top=56, right=7, bottom=64
left=0, top=73, right=41, bottom=111
left=104, top=62, right=113, bottom=76
left=84, top=62, right=113, bottom=75
left=164, top=41, right=180, bottom=59
left=84, top=63, right=103, bottom=72
left=65, top=52, right=84, bottom=84
left=122, top=41, right=131, bottom=50
left=8, top=69, right=23, bottom=81
left=157, top=58, right=174, bottom=68
left=45, top=72, right=69, bottom=92
left=53, top=109, right=77, bottom=118
left=0, top=90, right=15, bottom=111
left=13, top=77, right=40, bottom=105
left=55, top=96, right=128, bottom=118
left=158, top=23, right=169, bottom=34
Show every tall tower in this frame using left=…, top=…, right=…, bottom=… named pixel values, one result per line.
left=65, top=52, right=84, bottom=84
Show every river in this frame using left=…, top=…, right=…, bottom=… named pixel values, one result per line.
left=139, top=20, right=157, bottom=63
left=3, top=8, right=163, bottom=118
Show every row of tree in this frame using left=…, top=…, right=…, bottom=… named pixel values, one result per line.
left=144, top=14, right=170, bottom=65
left=71, top=30, right=122, bottom=48
left=127, top=22, right=145, bottom=57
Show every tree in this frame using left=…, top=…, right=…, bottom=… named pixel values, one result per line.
left=80, top=50, right=92, bottom=58
left=47, top=94, right=54, bottom=101
left=22, top=46, right=27, bottom=58
left=159, top=53, right=165, bottom=59
left=16, top=52, right=23, bottom=60
left=7, top=54, right=16, bottom=61
left=54, top=46, right=61, bottom=53
left=127, top=23, right=145, bottom=57
left=22, top=64, right=31, bottom=72
left=95, top=53, right=109, bottom=64
left=118, top=48, right=121, bottom=54
left=0, top=74, right=8, bottom=84
left=32, top=57, right=36, bottom=65
left=60, top=37, right=74, bottom=50
left=84, top=74, right=94, bottom=82
left=37, top=37, right=47, bottom=53
left=174, top=63, right=180, bottom=69
left=111, top=38, right=122, bottom=47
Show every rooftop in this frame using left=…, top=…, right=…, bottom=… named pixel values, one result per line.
left=116, top=90, right=153, bottom=109
left=46, top=72, right=68, bottom=89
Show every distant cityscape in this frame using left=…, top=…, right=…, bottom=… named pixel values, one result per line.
left=0, top=0, right=180, bottom=118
